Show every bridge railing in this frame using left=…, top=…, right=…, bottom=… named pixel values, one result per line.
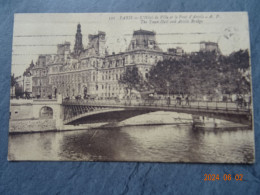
left=62, top=99, right=251, bottom=113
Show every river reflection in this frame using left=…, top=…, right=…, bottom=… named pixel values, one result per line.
left=8, top=113, right=255, bottom=163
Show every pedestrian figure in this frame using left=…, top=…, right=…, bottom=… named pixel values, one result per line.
left=179, top=96, right=182, bottom=105
left=185, top=96, right=189, bottom=106
left=176, top=96, right=181, bottom=106
left=236, top=95, right=243, bottom=108
left=167, top=96, right=171, bottom=105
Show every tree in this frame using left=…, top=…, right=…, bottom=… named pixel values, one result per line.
left=10, top=74, right=17, bottom=98
left=148, top=58, right=193, bottom=95
left=221, top=49, right=250, bottom=95
left=15, top=85, right=23, bottom=98
left=147, top=49, right=251, bottom=99
left=119, top=66, right=144, bottom=97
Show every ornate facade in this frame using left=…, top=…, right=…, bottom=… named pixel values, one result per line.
left=32, top=25, right=183, bottom=99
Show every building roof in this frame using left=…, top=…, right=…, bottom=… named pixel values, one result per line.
left=133, top=29, right=156, bottom=36
left=200, top=41, right=218, bottom=45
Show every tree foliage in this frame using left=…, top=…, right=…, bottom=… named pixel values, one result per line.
left=148, top=49, right=250, bottom=97
left=119, top=66, right=145, bottom=92
left=117, top=50, right=250, bottom=98
left=11, top=74, right=18, bottom=88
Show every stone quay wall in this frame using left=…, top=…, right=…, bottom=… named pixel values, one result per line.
left=9, top=119, right=57, bottom=133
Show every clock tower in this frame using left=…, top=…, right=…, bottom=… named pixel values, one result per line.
left=74, top=23, right=84, bottom=56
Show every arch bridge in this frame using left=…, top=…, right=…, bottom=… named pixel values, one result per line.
left=62, top=99, right=252, bottom=125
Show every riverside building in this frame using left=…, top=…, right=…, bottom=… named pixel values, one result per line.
left=31, top=24, right=184, bottom=99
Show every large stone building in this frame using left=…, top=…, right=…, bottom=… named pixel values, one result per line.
left=32, top=25, right=184, bottom=99
left=23, top=60, right=34, bottom=97
left=32, top=55, right=50, bottom=98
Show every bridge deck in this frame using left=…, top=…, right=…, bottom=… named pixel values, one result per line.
left=62, top=99, right=252, bottom=124
left=62, top=99, right=251, bottom=115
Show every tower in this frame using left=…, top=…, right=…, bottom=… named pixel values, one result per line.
left=98, top=31, right=106, bottom=57
left=87, top=31, right=106, bottom=56
left=128, top=29, right=161, bottom=51
left=74, top=23, right=83, bottom=56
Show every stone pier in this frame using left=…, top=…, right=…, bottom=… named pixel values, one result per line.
left=9, top=95, right=64, bottom=133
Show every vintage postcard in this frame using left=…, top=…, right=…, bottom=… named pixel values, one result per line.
left=8, top=12, right=254, bottom=163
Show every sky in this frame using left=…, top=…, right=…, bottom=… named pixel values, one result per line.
left=11, top=12, right=250, bottom=76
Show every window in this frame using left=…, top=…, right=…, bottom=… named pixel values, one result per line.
left=145, top=73, right=149, bottom=79
left=125, top=56, right=128, bottom=64
left=131, top=55, right=135, bottom=63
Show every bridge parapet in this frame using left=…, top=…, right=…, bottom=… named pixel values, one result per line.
left=62, top=99, right=251, bottom=114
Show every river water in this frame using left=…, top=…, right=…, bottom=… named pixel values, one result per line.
left=8, top=112, right=255, bottom=163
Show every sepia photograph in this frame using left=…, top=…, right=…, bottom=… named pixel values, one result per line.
left=8, top=12, right=255, bottom=163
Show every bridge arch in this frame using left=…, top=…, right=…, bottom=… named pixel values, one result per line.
left=39, top=106, right=53, bottom=119
left=63, top=107, right=156, bottom=125
left=62, top=101, right=252, bottom=126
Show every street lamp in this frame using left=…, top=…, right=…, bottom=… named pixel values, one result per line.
left=40, top=80, right=42, bottom=99
left=62, top=81, right=64, bottom=97
left=166, top=81, right=170, bottom=106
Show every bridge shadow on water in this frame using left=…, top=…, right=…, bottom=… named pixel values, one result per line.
left=68, top=109, right=155, bottom=125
